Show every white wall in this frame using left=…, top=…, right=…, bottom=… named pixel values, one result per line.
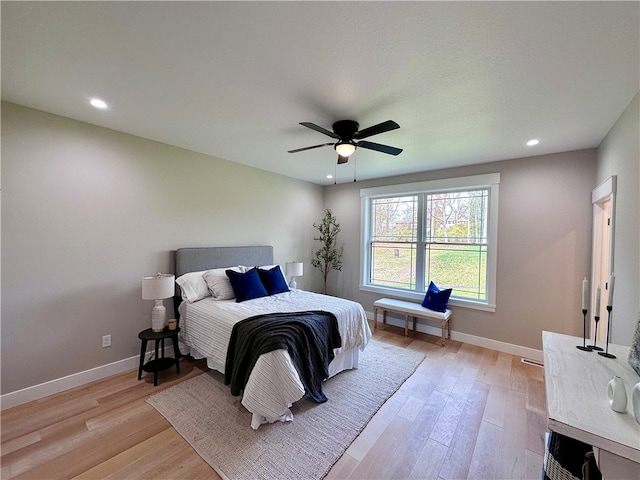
left=324, top=149, right=597, bottom=351
left=1, top=102, right=325, bottom=395
left=596, top=92, right=640, bottom=345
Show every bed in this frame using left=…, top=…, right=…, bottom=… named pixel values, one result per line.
left=172, top=246, right=372, bottom=429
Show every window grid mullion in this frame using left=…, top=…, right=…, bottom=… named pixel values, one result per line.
left=415, top=193, right=426, bottom=292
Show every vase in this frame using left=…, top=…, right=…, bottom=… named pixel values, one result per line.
left=607, top=376, right=627, bottom=413
left=632, top=382, right=640, bottom=424
left=628, top=316, right=640, bottom=376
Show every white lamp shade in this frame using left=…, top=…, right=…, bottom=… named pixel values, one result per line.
left=142, top=274, right=175, bottom=300
left=285, top=262, right=304, bottom=277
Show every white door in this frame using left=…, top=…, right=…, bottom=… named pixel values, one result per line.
left=590, top=177, right=616, bottom=347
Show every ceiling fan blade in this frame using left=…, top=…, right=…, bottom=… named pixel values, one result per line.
left=288, top=142, right=334, bottom=153
left=337, top=155, right=349, bottom=164
left=354, top=120, right=400, bottom=140
left=357, top=140, right=403, bottom=156
left=300, top=122, right=339, bottom=139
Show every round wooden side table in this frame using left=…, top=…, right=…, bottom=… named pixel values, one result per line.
left=137, top=327, right=181, bottom=386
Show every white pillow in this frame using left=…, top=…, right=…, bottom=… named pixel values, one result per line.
left=175, top=270, right=210, bottom=303
left=203, top=266, right=244, bottom=300
left=241, top=264, right=278, bottom=273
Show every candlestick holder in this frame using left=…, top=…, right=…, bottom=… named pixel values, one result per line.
left=576, top=309, right=592, bottom=351
left=598, top=305, right=616, bottom=359
left=588, top=315, right=603, bottom=351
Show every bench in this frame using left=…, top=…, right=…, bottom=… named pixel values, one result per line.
left=373, top=298, right=452, bottom=346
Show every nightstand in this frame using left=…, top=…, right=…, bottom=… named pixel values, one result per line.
left=137, top=327, right=181, bottom=386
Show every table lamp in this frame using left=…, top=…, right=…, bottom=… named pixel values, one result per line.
left=285, top=261, right=303, bottom=289
left=142, top=273, right=175, bottom=332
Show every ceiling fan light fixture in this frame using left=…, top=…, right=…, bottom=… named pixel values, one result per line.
left=335, top=141, right=356, bottom=157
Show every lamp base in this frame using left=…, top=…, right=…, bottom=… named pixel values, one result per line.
left=290, top=277, right=297, bottom=289
left=151, top=301, right=166, bottom=332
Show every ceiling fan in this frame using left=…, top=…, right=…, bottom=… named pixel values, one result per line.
left=288, top=119, right=403, bottom=164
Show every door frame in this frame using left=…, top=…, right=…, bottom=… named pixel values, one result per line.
left=590, top=176, right=617, bottom=342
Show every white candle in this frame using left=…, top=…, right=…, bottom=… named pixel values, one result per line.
left=581, top=277, right=589, bottom=311
left=607, top=273, right=615, bottom=307
left=595, top=286, right=601, bottom=316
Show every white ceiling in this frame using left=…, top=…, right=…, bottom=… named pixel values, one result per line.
left=2, top=1, right=639, bottom=185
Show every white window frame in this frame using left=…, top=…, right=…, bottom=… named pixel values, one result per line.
left=360, top=173, right=500, bottom=312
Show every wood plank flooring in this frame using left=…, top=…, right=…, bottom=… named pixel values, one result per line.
left=1, top=322, right=547, bottom=479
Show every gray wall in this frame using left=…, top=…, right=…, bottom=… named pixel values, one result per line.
left=596, top=92, right=640, bottom=344
left=324, top=149, right=597, bottom=351
left=1, top=102, right=325, bottom=394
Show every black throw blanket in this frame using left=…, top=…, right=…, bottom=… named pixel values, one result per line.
left=224, top=310, right=342, bottom=403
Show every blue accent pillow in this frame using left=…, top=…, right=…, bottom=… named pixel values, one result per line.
left=226, top=268, right=269, bottom=303
left=422, top=281, right=452, bottom=312
left=257, top=266, right=290, bottom=295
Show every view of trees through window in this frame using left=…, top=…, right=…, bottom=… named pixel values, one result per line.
left=369, top=189, right=488, bottom=300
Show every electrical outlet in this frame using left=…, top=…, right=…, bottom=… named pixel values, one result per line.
left=102, top=334, right=112, bottom=348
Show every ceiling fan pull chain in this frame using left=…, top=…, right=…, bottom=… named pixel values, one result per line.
left=353, top=154, right=357, bottom=182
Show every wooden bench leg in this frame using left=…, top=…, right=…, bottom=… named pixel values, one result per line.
left=440, top=321, right=446, bottom=346
left=412, top=315, right=417, bottom=332
left=374, top=306, right=378, bottom=330
left=383, top=310, right=387, bottom=325
left=404, top=314, right=409, bottom=336
left=447, top=319, right=451, bottom=339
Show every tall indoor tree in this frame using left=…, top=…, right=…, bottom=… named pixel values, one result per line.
left=311, top=209, right=344, bottom=295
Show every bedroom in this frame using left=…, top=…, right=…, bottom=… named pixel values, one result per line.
left=1, top=1, right=639, bottom=479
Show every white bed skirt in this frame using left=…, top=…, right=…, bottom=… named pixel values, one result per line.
left=328, top=346, right=360, bottom=377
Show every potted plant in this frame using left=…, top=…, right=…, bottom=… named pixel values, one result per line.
left=311, top=209, right=344, bottom=295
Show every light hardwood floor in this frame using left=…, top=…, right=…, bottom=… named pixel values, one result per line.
left=1, top=322, right=547, bottom=479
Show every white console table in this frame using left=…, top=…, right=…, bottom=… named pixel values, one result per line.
left=542, top=331, right=640, bottom=479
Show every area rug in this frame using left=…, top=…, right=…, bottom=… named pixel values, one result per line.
left=146, top=340, right=424, bottom=480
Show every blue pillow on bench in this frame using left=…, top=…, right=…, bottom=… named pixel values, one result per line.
left=422, top=281, right=452, bottom=312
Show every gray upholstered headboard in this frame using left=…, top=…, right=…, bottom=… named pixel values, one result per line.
left=174, top=245, right=274, bottom=277
left=172, top=245, right=274, bottom=319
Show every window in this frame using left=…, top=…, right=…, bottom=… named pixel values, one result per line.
left=360, top=174, right=500, bottom=311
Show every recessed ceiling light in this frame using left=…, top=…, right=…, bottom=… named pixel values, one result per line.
left=526, top=139, right=540, bottom=146
left=90, top=98, right=108, bottom=109
left=326, top=174, right=333, bottom=179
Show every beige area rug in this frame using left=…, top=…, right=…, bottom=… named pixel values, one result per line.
left=147, top=340, right=425, bottom=480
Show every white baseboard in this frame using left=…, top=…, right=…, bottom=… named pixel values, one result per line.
left=1, top=346, right=175, bottom=411
left=367, top=310, right=543, bottom=363
left=2, top=317, right=542, bottom=411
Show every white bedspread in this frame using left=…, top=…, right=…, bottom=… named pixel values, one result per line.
left=178, top=289, right=371, bottom=428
